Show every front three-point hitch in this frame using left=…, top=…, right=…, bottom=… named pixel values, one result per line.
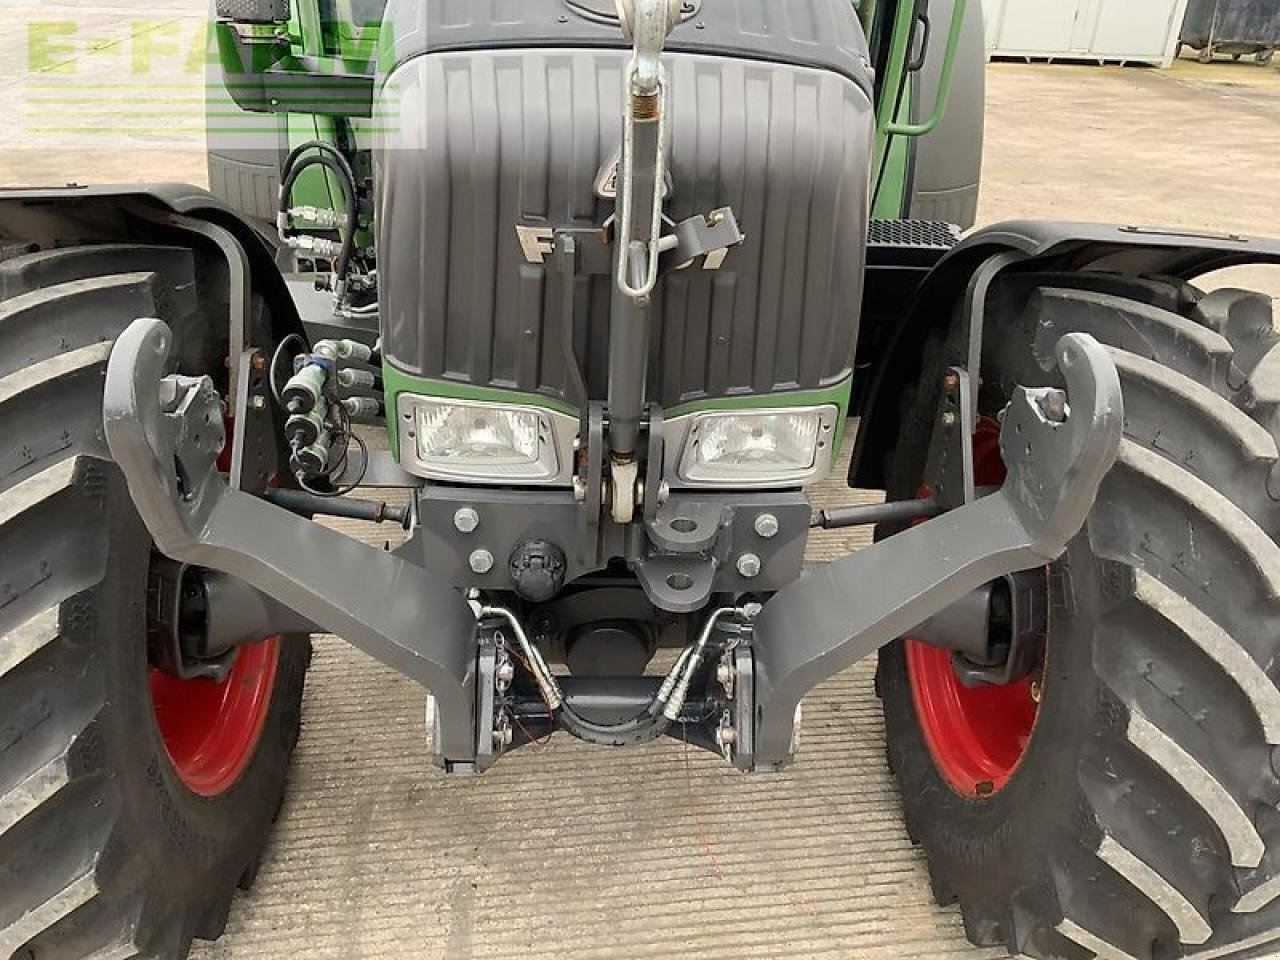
left=103, top=314, right=1121, bottom=774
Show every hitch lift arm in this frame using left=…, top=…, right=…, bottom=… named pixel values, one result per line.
left=103, top=318, right=483, bottom=769
left=742, top=332, right=1123, bottom=770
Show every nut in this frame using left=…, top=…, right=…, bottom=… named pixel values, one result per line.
left=941, top=411, right=957, bottom=429
left=454, top=507, right=480, bottom=534
left=248, top=395, right=267, bottom=411
left=736, top=553, right=762, bottom=579
left=469, top=549, right=495, bottom=575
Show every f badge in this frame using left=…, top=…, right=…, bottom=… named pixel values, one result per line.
left=515, top=225, right=556, bottom=264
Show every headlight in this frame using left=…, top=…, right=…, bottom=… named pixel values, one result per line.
left=403, top=397, right=564, bottom=482
left=677, top=406, right=837, bottom=486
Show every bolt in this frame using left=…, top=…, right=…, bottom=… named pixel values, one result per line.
left=715, top=724, right=738, bottom=749
left=251, top=354, right=267, bottom=373
left=941, top=411, right=957, bottom=429
left=658, top=481, right=670, bottom=505
left=1030, top=679, right=1043, bottom=704
left=249, top=394, right=267, bottom=411
left=469, top=549, right=495, bottom=575
left=754, top=513, right=779, bottom=539
left=496, top=660, right=515, bottom=685
left=943, top=371, right=960, bottom=392
left=1035, top=388, right=1068, bottom=424
left=454, top=507, right=480, bottom=534
left=737, top=553, right=762, bottom=579
left=493, top=721, right=513, bottom=748
left=716, top=662, right=733, bottom=688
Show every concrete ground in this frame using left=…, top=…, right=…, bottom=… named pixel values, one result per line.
left=3, top=10, right=1280, bottom=958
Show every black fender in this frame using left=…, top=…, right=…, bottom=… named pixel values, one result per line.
left=851, top=220, right=1280, bottom=490
left=0, top=182, right=303, bottom=350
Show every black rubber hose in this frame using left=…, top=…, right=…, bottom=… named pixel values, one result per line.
left=281, top=139, right=355, bottom=185
left=278, top=143, right=359, bottom=289
left=555, top=704, right=672, bottom=747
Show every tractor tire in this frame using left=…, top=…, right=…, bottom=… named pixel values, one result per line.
left=0, top=244, right=309, bottom=960
left=878, top=273, right=1280, bottom=960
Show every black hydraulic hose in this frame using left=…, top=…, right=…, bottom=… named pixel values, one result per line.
left=281, top=138, right=353, bottom=181
left=554, top=699, right=671, bottom=747
left=279, top=141, right=359, bottom=289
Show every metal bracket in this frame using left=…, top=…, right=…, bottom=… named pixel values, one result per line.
left=230, top=347, right=276, bottom=493
left=665, top=208, right=746, bottom=272
left=104, top=317, right=482, bottom=765
left=642, top=405, right=666, bottom=524
left=923, top=367, right=974, bottom=508
left=744, top=332, right=1123, bottom=771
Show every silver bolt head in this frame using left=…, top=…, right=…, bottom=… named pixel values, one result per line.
left=469, top=549, right=495, bottom=575
left=715, top=724, right=737, bottom=748
left=496, top=660, right=516, bottom=685
left=716, top=662, right=733, bottom=687
left=941, top=411, right=957, bottom=429
left=493, top=719, right=513, bottom=748
left=454, top=507, right=480, bottom=533
left=754, top=513, right=780, bottom=539
left=249, top=394, right=267, bottom=410
left=737, top=553, right=762, bottom=578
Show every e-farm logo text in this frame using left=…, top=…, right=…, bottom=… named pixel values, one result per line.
left=14, top=16, right=393, bottom=149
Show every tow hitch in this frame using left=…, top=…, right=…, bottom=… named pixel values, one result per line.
left=104, top=319, right=1119, bottom=774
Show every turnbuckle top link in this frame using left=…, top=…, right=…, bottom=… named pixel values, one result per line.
left=615, top=0, right=678, bottom=302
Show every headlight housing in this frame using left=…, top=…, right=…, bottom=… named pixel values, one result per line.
left=399, top=395, right=573, bottom=483
left=675, top=406, right=838, bottom=486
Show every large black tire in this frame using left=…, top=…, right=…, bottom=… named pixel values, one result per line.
left=879, top=273, right=1280, bottom=960
left=0, top=244, right=309, bottom=959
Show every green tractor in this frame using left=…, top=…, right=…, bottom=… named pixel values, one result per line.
left=3, top=2, right=1280, bottom=959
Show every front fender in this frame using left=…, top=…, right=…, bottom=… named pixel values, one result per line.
left=851, top=220, right=1280, bottom=490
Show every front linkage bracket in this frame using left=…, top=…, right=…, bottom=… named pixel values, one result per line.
left=104, top=318, right=484, bottom=770
left=738, top=331, right=1123, bottom=771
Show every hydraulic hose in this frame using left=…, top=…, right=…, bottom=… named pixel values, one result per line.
left=478, top=605, right=747, bottom=747
left=278, top=141, right=359, bottom=294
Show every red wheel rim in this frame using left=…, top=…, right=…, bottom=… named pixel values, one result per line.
left=906, top=417, right=1042, bottom=798
left=149, top=637, right=280, bottom=797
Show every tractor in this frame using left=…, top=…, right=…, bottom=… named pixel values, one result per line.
left=3, top=2, right=1280, bottom=959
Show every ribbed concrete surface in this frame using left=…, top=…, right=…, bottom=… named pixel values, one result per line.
left=192, top=441, right=1009, bottom=960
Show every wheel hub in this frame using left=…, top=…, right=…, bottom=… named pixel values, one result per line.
left=907, top=417, right=1044, bottom=798
left=149, top=637, right=280, bottom=796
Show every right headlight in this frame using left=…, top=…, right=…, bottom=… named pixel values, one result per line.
left=674, top=406, right=837, bottom=487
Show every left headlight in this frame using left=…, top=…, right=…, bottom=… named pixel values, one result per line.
left=675, top=406, right=838, bottom=486
left=400, top=396, right=569, bottom=483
